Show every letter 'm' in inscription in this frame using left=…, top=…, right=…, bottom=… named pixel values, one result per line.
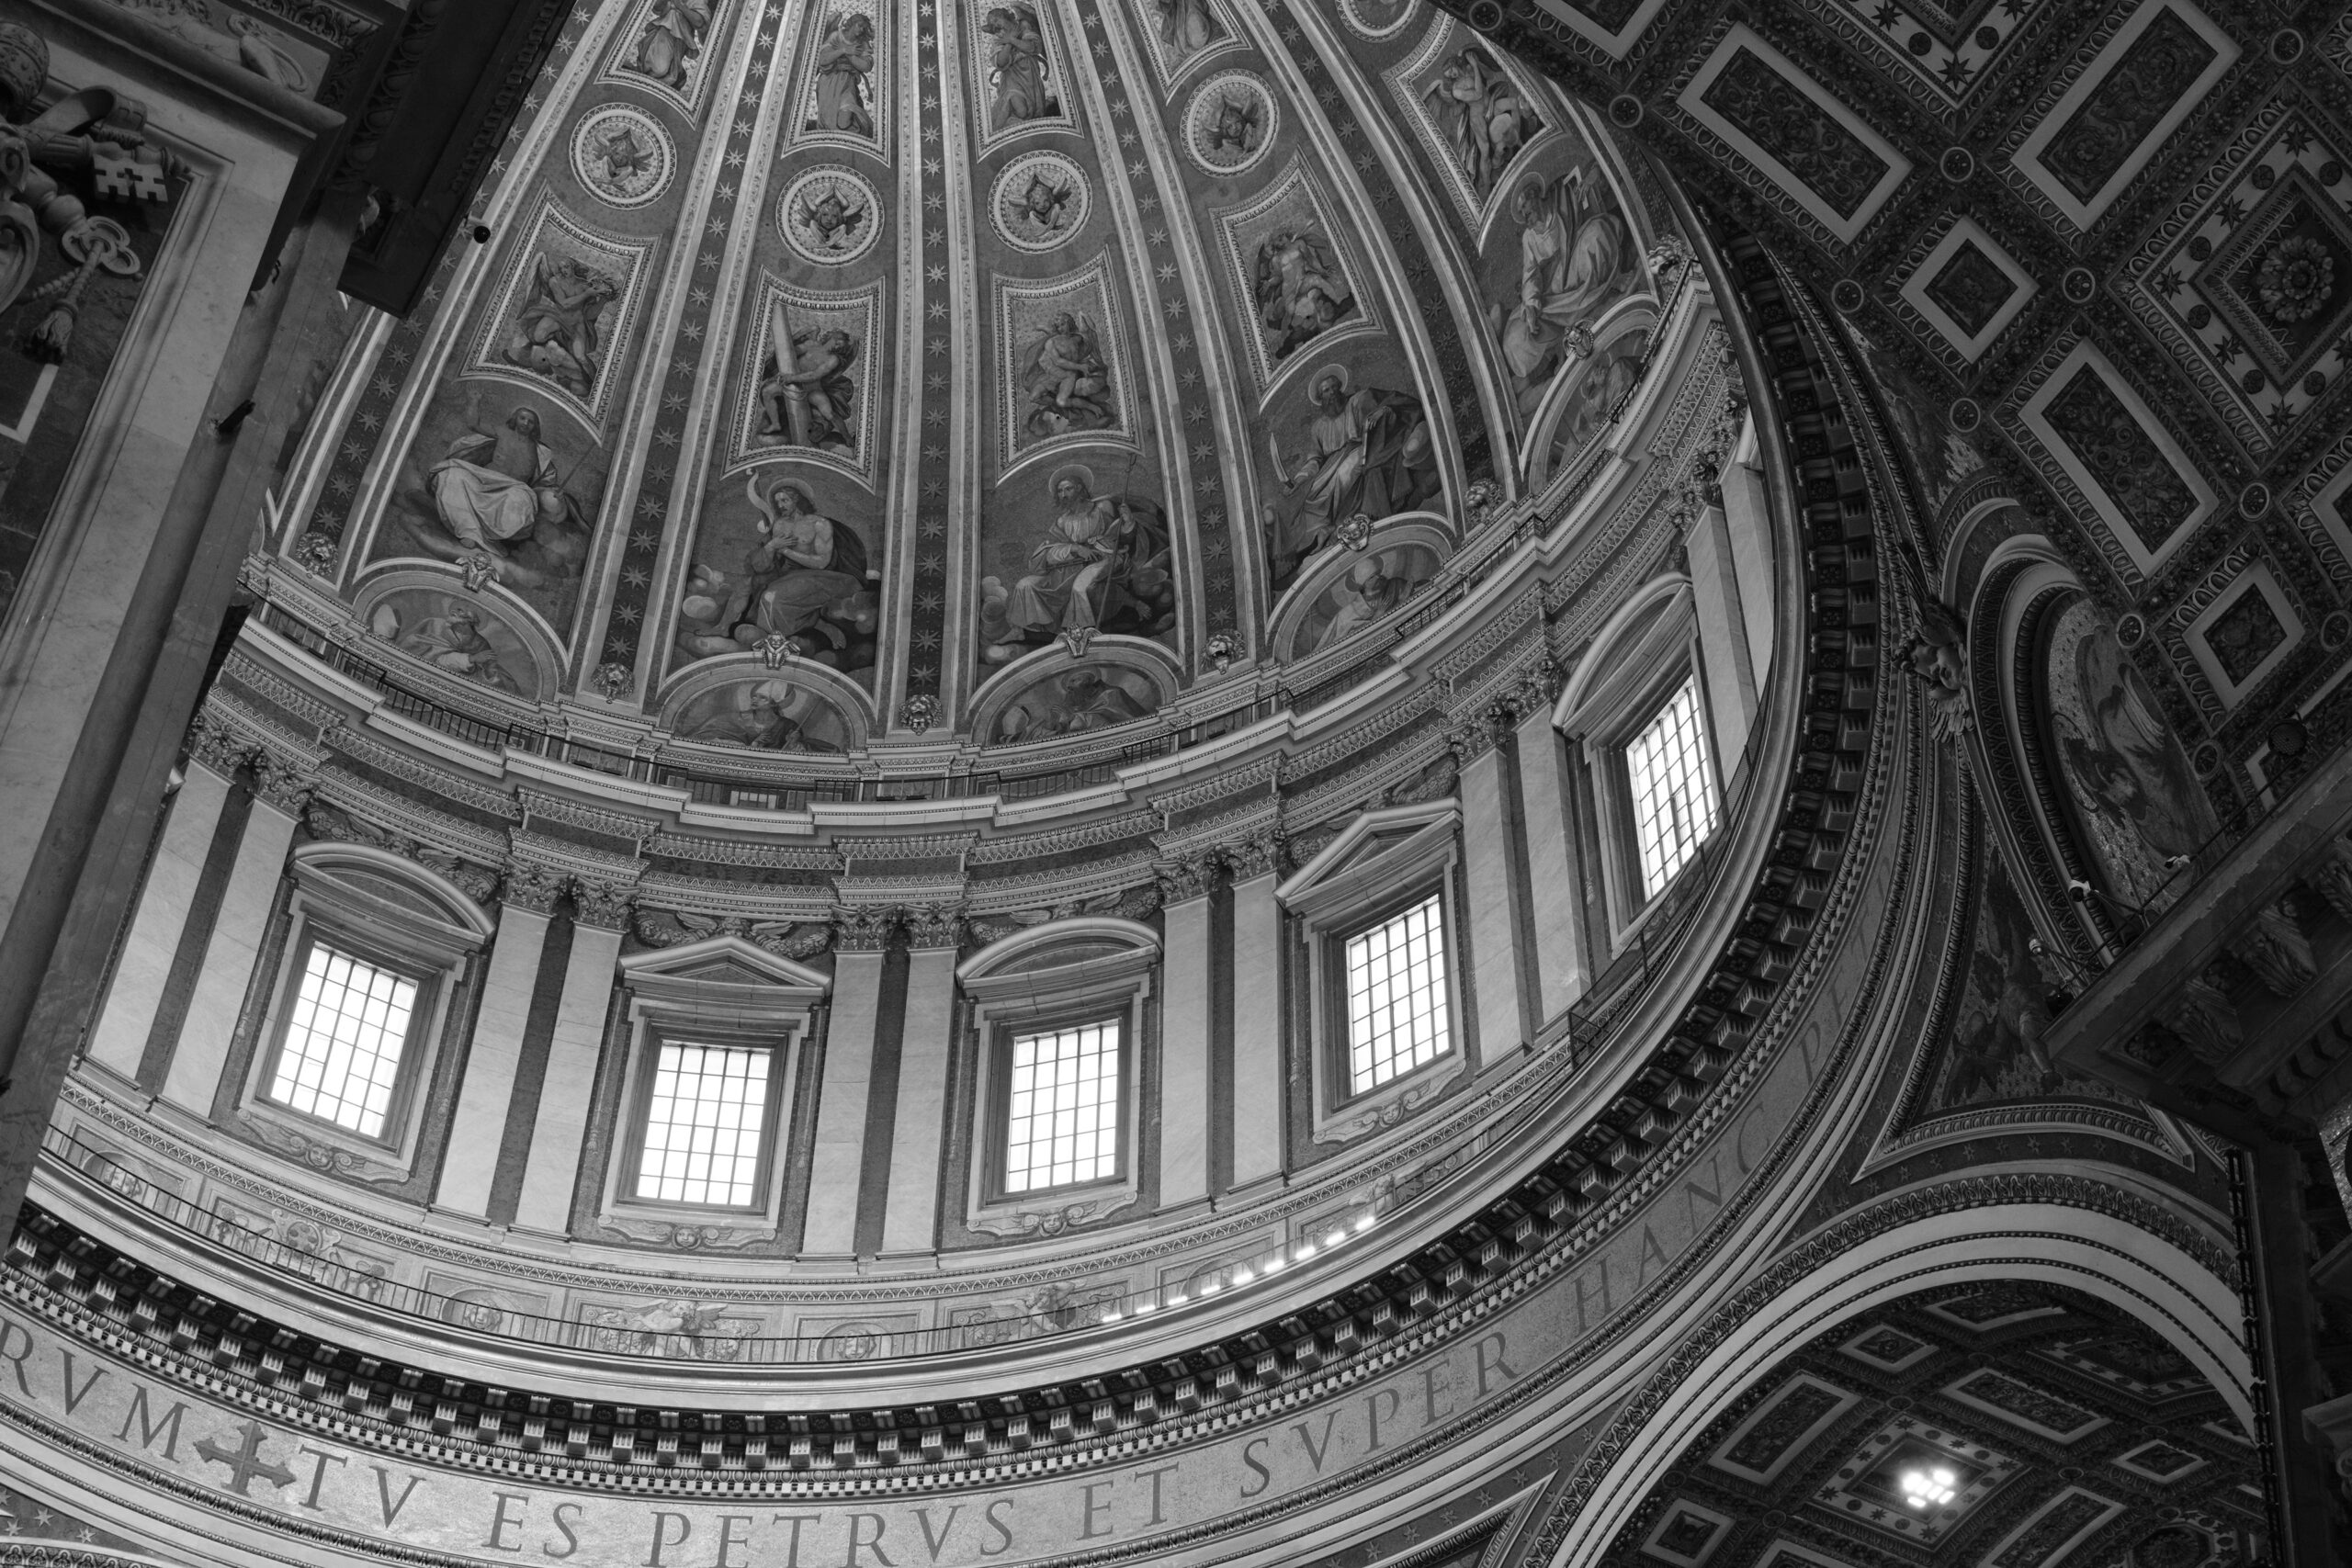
left=115, top=1387, right=188, bottom=1460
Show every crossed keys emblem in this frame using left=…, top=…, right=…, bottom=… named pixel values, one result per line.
left=194, top=1420, right=296, bottom=1497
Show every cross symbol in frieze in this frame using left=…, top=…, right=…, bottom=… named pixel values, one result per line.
left=193, top=1421, right=296, bottom=1496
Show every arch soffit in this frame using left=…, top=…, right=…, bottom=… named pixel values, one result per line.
left=957, top=915, right=1161, bottom=986
left=1542, top=1195, right=2252, bottom=1568
left=1552, top=571, right=1692, bottom=735
left=288, top=840, right=497, bottom=944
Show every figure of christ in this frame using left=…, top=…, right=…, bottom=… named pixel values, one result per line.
left=430, top=405, right=572, bottom=554
left=737, top=478, right=871, bottom=648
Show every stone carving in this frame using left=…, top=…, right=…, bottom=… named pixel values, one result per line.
left=965, top=882, right=1162, bottom=944
left=1157, top=852, right=1222, bottom=904
left=578, top=1299, right=757, bottom=1360
left=2168, top=972, right=2243, bottom=1066
left=187, top=709, right=254, bottom=777
left=2228, top=903, right=2314, bottom=998
left=249, top=753, right=315, bottom=815
left=502, top=862, right=566, bottom=913
left=903, top=904, right=965, bottom=950
left=596, top=1217, right=764, bottom=1250
left=1225, top=831, right=1285, bottom=881
left=0, top=25, right=166, bottom=351
left=831, top=905, right=896, bottom=952
left=1699, top=47, right=1888, bottom=220
left=2306, top=840, right=2352, bottom=923
left=1386, top=750, right=1460, bottom=807
left=571, top=877, right=635, bottom=930
left=1905, top=599, right=1973, bottom=741
left=2040, top=11, right=2216, bottom=204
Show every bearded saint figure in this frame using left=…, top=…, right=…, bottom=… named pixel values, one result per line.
left=430, top=405, right=582, bottom=553
left=1000, top=466, right=1170, bottom=642
left=1498, top=170, right=1636, bottom=412
left=1265, top=368, right=1437, bottom=575
left=737, top=474, right=871, bottom=647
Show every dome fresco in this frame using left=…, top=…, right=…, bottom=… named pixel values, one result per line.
left=315, top=0, right=1657, bottom=739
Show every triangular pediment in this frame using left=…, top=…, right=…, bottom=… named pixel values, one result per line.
left=1277, top=801, right=1459, bottom=918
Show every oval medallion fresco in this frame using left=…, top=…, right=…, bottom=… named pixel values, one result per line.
left=779, top=164, right=884, bottom=265
left=1184, top=71, right=1277, bottom=176
left=989, top=152, right=1091, bottom=253
left=571, top=104, right=675, bottom=209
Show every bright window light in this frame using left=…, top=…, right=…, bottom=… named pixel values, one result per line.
left=1899, top=1465, right=1958, bottom=1509
left=1344, top=893, right=1451, bottom=1094
left=1627, top=677, right=1717, bottom=897
left=1004, top=1021, right=1120, bottom=1193
left=636, top=1042, right=772, bottom=1206
left=268, top=942, right=416, bottom=1139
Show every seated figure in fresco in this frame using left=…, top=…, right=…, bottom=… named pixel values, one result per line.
left=1314, top=556, right=1412, bottom=652
left=1019, top=312, right=1114, bottom=437
left=981, top=467, right=1171, bottom=661
left=1498, top=169, right=1636, bottom=415
left=739, top=475, right=871, bottom=649
left=1263, top=367, right=1438, bottom=585
left=996, top=670, right=1150, bottom=742
left=430, top=403, right=587, bottom=554
left=625, top=0, right=711, bottom=90
left=673, top=474, right=877, bottom=673
left=808, top=10, right=876, bottom=137
left=392, top=604, right=523, bottom=694
left=684, top=680, right=841, bottom=752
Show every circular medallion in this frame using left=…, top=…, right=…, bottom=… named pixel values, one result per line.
left=1608, top=94, right=1644, bottom=129
left=2323, top=611, right=2350, bottom=649
left=2239, top=481, right=2273, bottom=518
left=2270, top=27, right=2306, bottom=63
left=778, top=164, right=883, bottom=265
left=2062, top=265, right=2098, bottom=304
left=1939, top=145, right=1974, bottom=183
left=1183, top=72, right=1277, bottom=176
left=1335, top=0, right=1415, bottom=42
left=1831, top=277, right=1865, bottom=313
left=571, top=105, right=674, bottom=209
left=989, top=152, right=1091, bottom=253
left=1948, top=396, right=1982, bottom=433
left=2116, top=612, right=2146, bottom=648
left=1465, top=0, right=1504, bottom=30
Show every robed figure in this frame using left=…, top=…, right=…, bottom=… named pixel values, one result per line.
left=431, top=406, right=586, bottom=552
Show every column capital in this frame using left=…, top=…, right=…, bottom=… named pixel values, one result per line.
left=831, top=905, right=897, bottom=953
left=501, top=862, right=566, bottom=914
left=903, top=904, right=965, bottom=951
left=1224, top=831, right=1286, bottom=883
left=249, top=752, right=316, bottom=817
left=186, top=708, right=253, bottom=779
left=1156, top=852, right=1222, bottom=905
left=571, top=877, right=636, bottom=931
